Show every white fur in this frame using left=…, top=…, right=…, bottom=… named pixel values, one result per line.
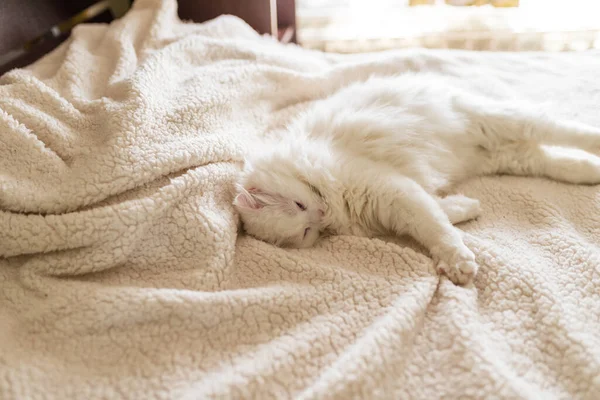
left=234, top=74, right=600, bottom=285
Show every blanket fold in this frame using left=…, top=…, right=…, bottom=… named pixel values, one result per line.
left=1, top=0, right=600, bottom=398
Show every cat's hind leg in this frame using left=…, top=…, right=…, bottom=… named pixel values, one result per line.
left=540, top=119, right=600, bottom=152
left=459, top=96, right=600, bottom=152
left=437, top=195, right=482, bottom=225
left=535, top=146, right=600, bottom=185
left=495, top=144, right=600, bottom=185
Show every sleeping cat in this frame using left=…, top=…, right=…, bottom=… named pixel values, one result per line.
left=233, top=74, right=600, bottom=285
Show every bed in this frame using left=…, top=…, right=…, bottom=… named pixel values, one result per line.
left=1, top=0, right=600, bottom=398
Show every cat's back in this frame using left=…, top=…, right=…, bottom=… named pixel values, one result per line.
left=302, top=73, right=466, bottom=143
left=295, top=74, right=475, bottom=191
left=333, top=73, right=455, bottom=112
left=302, top=74, right=466, bottom=149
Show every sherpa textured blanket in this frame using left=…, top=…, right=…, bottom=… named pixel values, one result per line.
left=1, top=0, right=600, bottom=399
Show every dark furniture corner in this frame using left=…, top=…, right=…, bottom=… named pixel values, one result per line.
left=0, top=0, right=297, bottom=77
left=177, top=0, right=297, bottom=43
left=0, top=0, right=130, bottom=76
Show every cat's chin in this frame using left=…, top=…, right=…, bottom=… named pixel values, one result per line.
left=297, top=237, right=320, bottom=249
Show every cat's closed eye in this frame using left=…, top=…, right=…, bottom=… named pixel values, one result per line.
left=303, top=227, right=310, bottom=238
left=295, top=201, right=306, bottom=211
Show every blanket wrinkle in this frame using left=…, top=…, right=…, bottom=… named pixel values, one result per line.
left=2, top=0, right=600, bottom=399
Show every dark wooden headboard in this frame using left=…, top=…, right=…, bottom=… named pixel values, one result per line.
left=0, top=0, right=131, bottom=76
left=177, top=0, right=297, bottom=43
left=0, top=0, right=296, bottom=76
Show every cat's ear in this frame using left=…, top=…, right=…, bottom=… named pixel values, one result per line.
left=234, top=187, right=263, bottom=210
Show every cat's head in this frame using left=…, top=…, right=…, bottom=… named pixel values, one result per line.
left=233, top=155, right=326, bottom=248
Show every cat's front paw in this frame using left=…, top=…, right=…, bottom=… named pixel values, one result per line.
left=438, top=195, right=482, bottom=225
left=436, top=254, right=478, bottom=285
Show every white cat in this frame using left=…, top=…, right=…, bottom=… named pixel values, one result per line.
left=234, top=74, right=600, bottom=285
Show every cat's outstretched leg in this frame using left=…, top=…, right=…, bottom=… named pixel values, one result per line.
left=437, top=195, right=481, bottom=225
left=460, top=96, right=600, bottom=152
left=488, top=142, right=600, bottom=185
left=540, top=120, right=600, bottom=151
left=513, top=146, right=600, bottom=185
left=370, top=175, right=478, bottom=285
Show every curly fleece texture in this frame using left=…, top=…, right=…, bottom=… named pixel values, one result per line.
left=1, top=0, right=600, bottom=398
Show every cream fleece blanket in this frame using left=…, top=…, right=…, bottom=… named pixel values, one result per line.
left=2, top=1, right=600, bottom=399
